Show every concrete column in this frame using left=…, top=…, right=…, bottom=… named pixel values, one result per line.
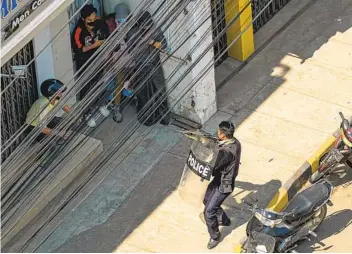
left=103, top=0, right=217, bottom=124
left=164, top=0, right=217, bottom=124
left=49, top=11, right=74, bottom=90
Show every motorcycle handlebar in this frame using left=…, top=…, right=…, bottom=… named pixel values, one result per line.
left=243, top=199, right=253, bottom=207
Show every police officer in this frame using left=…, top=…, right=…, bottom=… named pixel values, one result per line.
left=203, top=121, right=241, bottom=249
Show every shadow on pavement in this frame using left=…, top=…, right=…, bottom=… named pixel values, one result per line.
left=14, top=1, right=352, bottom=253
left=52, top=151, right=186, bottom=253
left=326, top=164, right=352, bottom=189
left=216, top=0, right=352, bottom=129
left=298, top=209, right=352, bottom=252
left=219, top=179, right=282, bottom=242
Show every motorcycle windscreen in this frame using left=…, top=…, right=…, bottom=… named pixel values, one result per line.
left=178, top=138, right=219, bottom=208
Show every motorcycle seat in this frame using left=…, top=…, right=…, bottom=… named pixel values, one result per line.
left=283, top=183, right=330, bottom=217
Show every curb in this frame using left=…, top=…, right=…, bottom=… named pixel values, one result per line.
left=233, top=129, right=340, bottom=252
left=266, top=129, right=340, bottom=212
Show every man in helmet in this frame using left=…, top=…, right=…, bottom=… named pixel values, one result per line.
left=25, top=79, right=71, bottom=142
left=203, top=121, right=241, bottom=249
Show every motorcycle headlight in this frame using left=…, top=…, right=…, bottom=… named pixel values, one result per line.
left=255, top=212, right=282, bottom=227
left=256, top=245, right=268, bottom=253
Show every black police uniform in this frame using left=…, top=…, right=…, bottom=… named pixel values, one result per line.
left=203, top=138, right=241, bottom=240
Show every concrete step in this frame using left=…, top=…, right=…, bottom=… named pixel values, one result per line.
left=21, top=125, right=182, bottom=253
left=1, top=134, right=103, bottom=252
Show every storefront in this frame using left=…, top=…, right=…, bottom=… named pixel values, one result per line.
left=1, top=0, right=219, bottom=161
left=1, top=0, right=75, bottom=161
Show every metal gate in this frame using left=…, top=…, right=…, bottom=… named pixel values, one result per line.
left=211, top=0, right=228, bottom=67
left=252, top=0, right=291, bottom=33
left=1, top=41, right=38, bottom=162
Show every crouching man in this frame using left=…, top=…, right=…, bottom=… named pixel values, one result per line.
left=25, top=79, right=71, bottom=142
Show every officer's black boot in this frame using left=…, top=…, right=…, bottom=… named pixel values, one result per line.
left=207, top=233, right=221, bottom=249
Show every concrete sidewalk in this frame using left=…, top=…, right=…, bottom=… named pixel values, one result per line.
left=25, top=0, right=352, bottom=252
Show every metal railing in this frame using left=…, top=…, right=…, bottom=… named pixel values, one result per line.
left=252, top=0, right=291, bottom=33
left=1, top=41, right=38, bottom=162
left=211, top=0, right=228, bottom=67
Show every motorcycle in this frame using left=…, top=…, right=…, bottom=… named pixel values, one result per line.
left=240, top=180, right=334, bottom=253
left=310, top=112, right=352, bottom=183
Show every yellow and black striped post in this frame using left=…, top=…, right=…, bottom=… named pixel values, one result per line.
left=224, top=0, right=255, bottom=61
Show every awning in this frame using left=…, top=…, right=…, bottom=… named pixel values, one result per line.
left=1, top=0, right=74, bottom=65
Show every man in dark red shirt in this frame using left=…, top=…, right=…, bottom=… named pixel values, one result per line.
left=71, top=4, right=109, bottom=126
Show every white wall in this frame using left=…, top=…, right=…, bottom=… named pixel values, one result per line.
left=49, top=10, right=75, bottom=91
left=33, top=25, right=56, bottom=95
left=33, top=9, right=75, bottom=117
left=50, top=9, right=76, bottom=109
left=103, top=0, right=217, bottom=124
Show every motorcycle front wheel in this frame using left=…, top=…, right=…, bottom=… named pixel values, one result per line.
left=311, top=204, right=327, bottom=232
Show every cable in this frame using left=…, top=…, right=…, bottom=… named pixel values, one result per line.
left=1, top=0, right=201, bottom=175
left=1, top=0, right=161, bottom=165
left=1, top=0, right=204, bottom=231
left=0, top=0, right=231, bottom=206
left=0, top=0, right=262, bottom=240
left=11, top=0, right=272, bottom=251
left=0, top=0, right=231, bottom=221
left=29, top=1, right=274, bottom=251
left=0, top=0, right=236, bottom=222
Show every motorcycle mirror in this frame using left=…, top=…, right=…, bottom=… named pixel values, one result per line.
left=339, top=112, right=345, bottom=121
left=241, top=198, right=252, bottom=206
left=247, top=192, right=259, bottom=203
left=342, top=120, right=350, bottom=130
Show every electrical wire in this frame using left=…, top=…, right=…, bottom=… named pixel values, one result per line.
left=27, top=1, right=275, bottom=251
left=1, top=0, right=210, bottom=231
left=1, top=0, right=162, bottom=165
left=2, top=0, right=270, bottom=250
left=1, top=0, right=270, bottom=246
left=1, top=0, right=236, bottom=208
left=2, top=0, right=206, bottom=175
left=0, top=0, right=242, bottom=222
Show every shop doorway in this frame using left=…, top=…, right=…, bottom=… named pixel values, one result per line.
left=1, top=41, right=39, bottom=162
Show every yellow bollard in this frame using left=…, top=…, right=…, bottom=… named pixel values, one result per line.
left=224, top=0, right=255, bottom=61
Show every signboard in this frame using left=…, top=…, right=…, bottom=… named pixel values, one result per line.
left=1, top=0, right=20, bottom=19
left=186, top=150, right=213, bottom=181
left=1, top=0, right=46, bottom=41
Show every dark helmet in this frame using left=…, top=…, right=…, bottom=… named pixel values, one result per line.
left=115, top=3, right=130, bottom=23
left=40, top=79, right=67, bottom=99
left=218, top=121, right=235, bottom=139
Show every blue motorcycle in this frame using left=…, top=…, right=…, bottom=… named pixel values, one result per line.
left=241, top=180, right=333, bottom=253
